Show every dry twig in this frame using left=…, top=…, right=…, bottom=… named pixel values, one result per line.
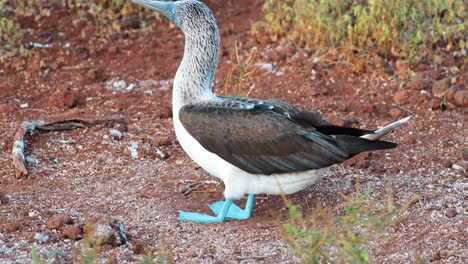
left=11, top=112, right=124, bottom=178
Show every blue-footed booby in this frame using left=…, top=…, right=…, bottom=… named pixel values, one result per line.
left=132, top=0, right=411, bottom=223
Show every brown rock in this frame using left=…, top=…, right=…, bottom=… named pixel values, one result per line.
left=430, top=70, right=443, bottom=80
left=132, top=239, right=145, bottom=254
left=152, top=137, right=172, bottom=147
left=47, top=214, right=73, bottom=230
left=343, top=152, right=370, bottom=167
left=267, top=50, right=285, bottom=63
left=453, top=90, right=468, bottom=107
left=406, top=79, right=433, bottom=90
left=432, top=78, right=450, bottom=98
left=26, top=51, right=42, bottom=72
left=343, top=116, right=360, bottom=127
left=4, top=221, right=21, bottom=232
left=108, top=46, right=118, bottom=54
left=120, top=15, right=140, bottom=29
left=414, top=70, right=443, bottom=81
left=0, top=191, right=8, bottom=205
left=393, top=90, right=409, bottom=103
left=327, top=116, right=345, bottom=126
left=61, top=224, right=82, bottom=240
left=446, top=85, right=461, bottom=100
left=446, top=208, right=457, bottom=218
left=85, top=69, right=97, bottom=82
left=401, top=135, right=416, bottom=145
left=409, top=94, right=429, bottom=106
left=462, top=149, right=468, bottom=160
left=389, top=107, right=403, bottom=118
left=47, top=91, right=80, bottom=109
left=413, top=63, right=430, bottom=72
left=427, top=98, right=443, bottom=110
left=362, top=103, right=375, bottom=113
left=442, top=56, right=455, bottom=67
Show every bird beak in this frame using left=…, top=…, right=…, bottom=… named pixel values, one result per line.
left=132, top=0, right=179, bottom=26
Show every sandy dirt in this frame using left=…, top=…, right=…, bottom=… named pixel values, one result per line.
left=0, top=0, right=466, bottom=263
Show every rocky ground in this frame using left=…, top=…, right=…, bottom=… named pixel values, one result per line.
left=0, top=0, right=466, bottom=263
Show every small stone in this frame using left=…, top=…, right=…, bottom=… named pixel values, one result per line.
left=445, top=208, right=457, bottom=218
left=132, top=239, right=145, bottom=254
left=409, top=94, right=429, bottom=106
left=85, top=69, right=97, bottom=82
left=0, top=191, right=8, bottom=205
left=452, top=164, right=464, bottom=172
left=108, top=46, right=118, bottom=54
left=110, top=129, right=123, bottom=140
left=430, top=70, right=443, bottom=80
left=120, top=15, right=140, bottom=29
left=5, top=222, right=21, bottom=232
left=415, top=70, right=443, bottom=81
left=453, top=90, right=468, bottom=107
left=389, top=107, right=403, bottom=118
left=362, top=103, right=375, bottom=113
left=406, top=79, right=433, bottom=90
left=47, top=91, right=80, bottom=109
left=401, top=136, right=416, bottom=145
left=343, top=116, right=360, bottom=127
left=34, top=232, right=49, bottom=243
left=327, top=116, right=345, bottom=126
left=442, top=56, right=455, bottom=67
left=427, top=98, right=442, bottom=110
left=47, top=214, right=73, bottom=230
left=413, top=63, right=430, bottom=72
left=432, top=79, right=450, bottom=98
left=267, top=50, right=285, bottom=63
left=393, top=90, right=409, bottom=103
left=0, top=104, right=14, bottom=115
left=343, top=152, right=370, bottom=167
left=61, top=224, right=82, bottom=240
left=462, top=149, right=468, bottom=160
left=446, top=85, right=461, bottom=100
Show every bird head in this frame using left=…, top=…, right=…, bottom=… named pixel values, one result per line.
left=132, top=0, right=217, bottom=34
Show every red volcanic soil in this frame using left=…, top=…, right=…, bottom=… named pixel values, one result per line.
left=0, top=0, right=466, bottom=263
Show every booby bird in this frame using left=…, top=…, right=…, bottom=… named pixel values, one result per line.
left=132, top=0, right=410, bottom=223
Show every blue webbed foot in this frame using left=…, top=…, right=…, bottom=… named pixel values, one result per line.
left=208, top=194, right=255, bottom=220
left=178, top=211, right=226, bottom=223
left=178, top=199, right=234, bottom=223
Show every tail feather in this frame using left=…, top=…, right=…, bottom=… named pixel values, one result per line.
left=361, top=116, right=411, bottom=141
left=335, top=135, right=397, bottom=155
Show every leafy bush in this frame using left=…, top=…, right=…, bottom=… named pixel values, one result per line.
left=253, top=0, right=466, bottom=72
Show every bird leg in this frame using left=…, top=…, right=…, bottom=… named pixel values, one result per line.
left=208, top=194, right=254, bottom=220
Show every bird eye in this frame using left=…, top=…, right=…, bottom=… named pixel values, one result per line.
left=172, top=8, right=175, bottom=14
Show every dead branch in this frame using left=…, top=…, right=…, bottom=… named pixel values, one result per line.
left=11, top=112, right=125, bottom=178
left=180, top=179, right=220, bottom=196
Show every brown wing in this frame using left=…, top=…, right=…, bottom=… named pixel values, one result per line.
left=179, top=99, right=396, bottom=175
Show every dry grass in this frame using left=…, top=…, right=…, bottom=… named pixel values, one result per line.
left=224, top=43, right=258, bottom=97
left=252, top=0, right=466, bottom=74
left=278, top=176, right=418, bottom=263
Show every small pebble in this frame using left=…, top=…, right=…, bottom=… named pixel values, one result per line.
left=445, top=208, right=457, bottom=218
left=34, top=232, right=49, bottom=243
left=25, top=156, right=39, bottom=164
left=451, top=164, right=464, bottom=172
left=110, top=129, right=123, bottom=140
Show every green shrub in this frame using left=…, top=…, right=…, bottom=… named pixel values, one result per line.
left=253, top=0, right=466, bottom=73
left=278, top=177, right=417, bottom=263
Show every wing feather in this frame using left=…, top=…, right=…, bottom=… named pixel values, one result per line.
left=179, top=98, right=397, bottom=175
